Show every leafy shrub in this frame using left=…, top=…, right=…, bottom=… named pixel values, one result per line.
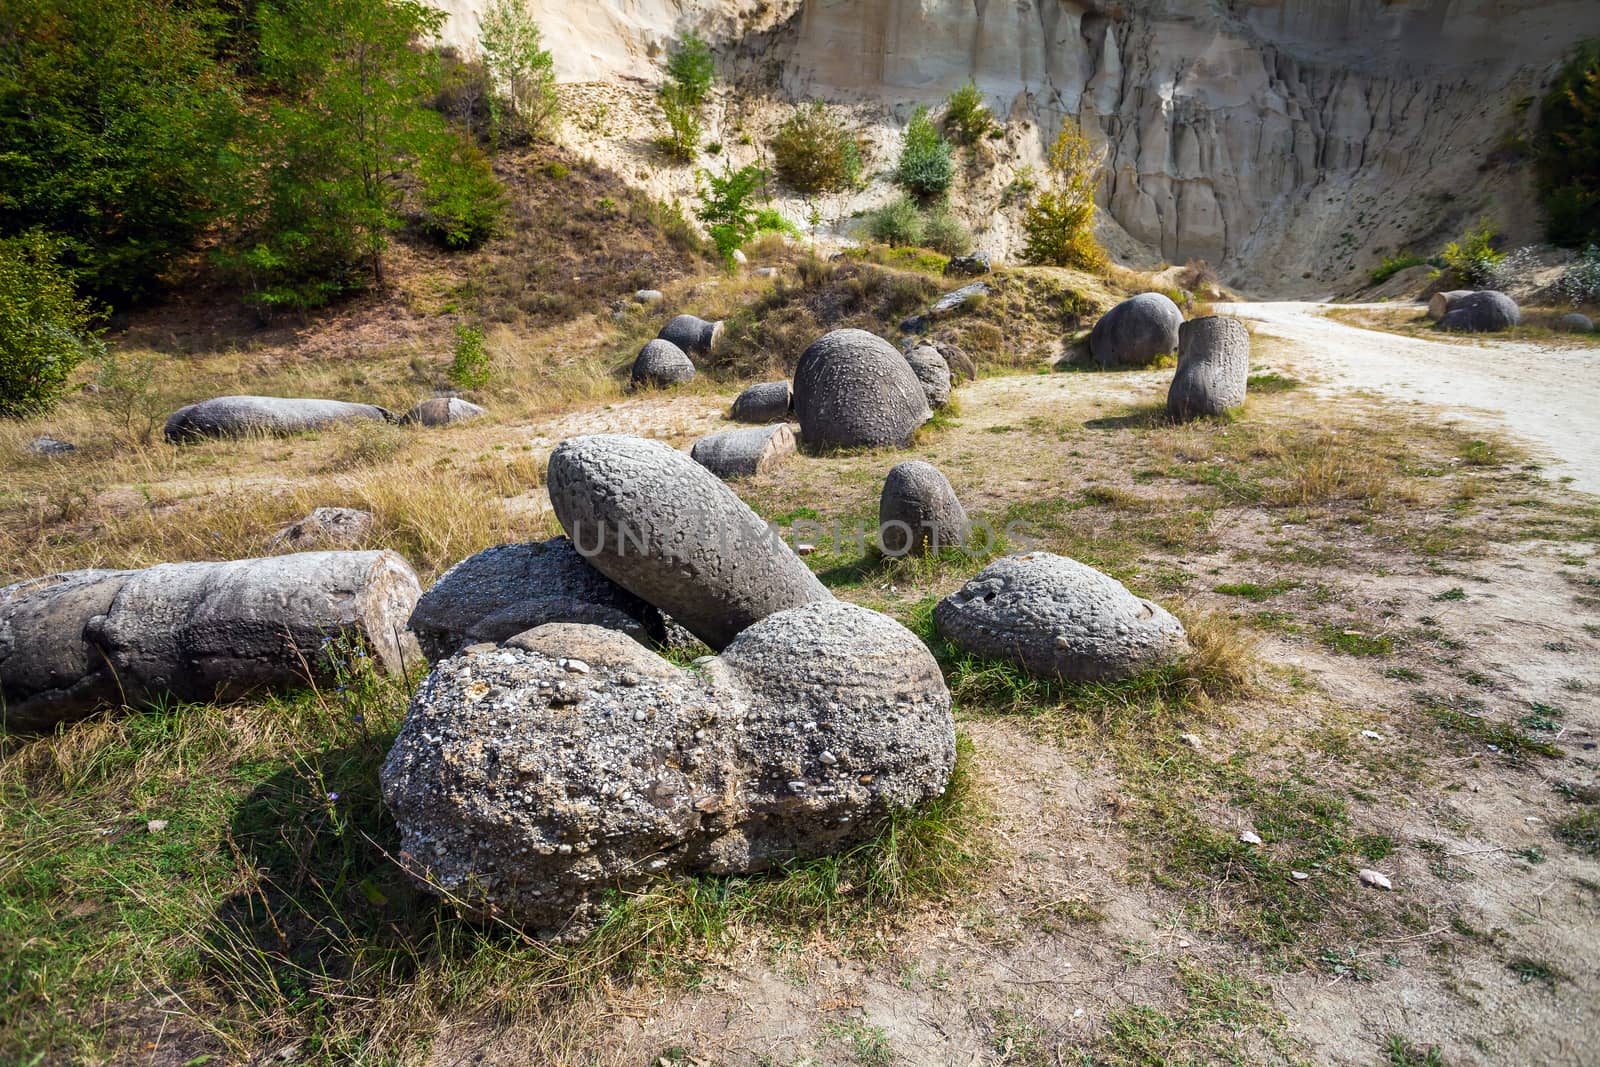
left=478, top=0, right=559, bottom=142
left=666, top=31, right=716, bottom=109
left=90, top=346, right=166, bottom=445
left=432, top=48, right=493, bottom=140
left=1021, top=121, right=1105, bottom=270
left=657, top=82, right=702, bottom=162
left=942, top=81, right=996, bottom=146
left=448, top=324, right=492, bottom=388
left=1556, top=245, right=1600, bottom=306
left=921, top=207, right=973, bottom=256
left=1440, top=218, right=1505, bottom=287
left=418, top=137, right=507, bottom=249
left=1370, top=251, right=1427, bottom=285
left=1536, top=42, right=1600, bottom=247
left=1485, top=245, right=1542, bottom=291
left=895, top=106, right=954, bottom=199
left=866, top=197, right=925, bottom=247
left=753, top=208, right=801, bottom=239
left=697, top=165, right=765, bottom=268
left=772, top=103, right=863, bottom=194
left=0, top=234, right=98, bottom=417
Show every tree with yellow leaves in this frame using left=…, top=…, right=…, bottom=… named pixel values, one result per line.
left=1021, top=120, right=1106, bottom=270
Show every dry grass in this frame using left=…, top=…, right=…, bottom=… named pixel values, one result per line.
left=1325, top=304, right=1600, bottom=348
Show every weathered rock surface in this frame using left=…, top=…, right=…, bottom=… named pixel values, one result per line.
left=1167, top=316, right=1250, bottom=421
left=879, top=461, right=969, bottom=557
left=409, top=538, right=663, bottom=662
left=401, top=397, right=486, bottom=427
left=1427, top=290, right=1476, bottom=322
left=930, top=339, right=977, bottom=382
left=379, top=600, right=956, bottom=936
left=1557, top=313, right=1594, bottom=334
left=634, top=289, right=665, bottom=304
left=1439, top=290, right=1520, bottom=333
left=658, top=314, right=723, bottom=357
left=729, top=380, right=793, bottom=423
left=903, top=282, right=991, bottom=331
left=690, top=424, right=797, bottom=479
left=1089, top=293, right=1183, bottom=368
left=944, top=251, right=993, bottom=277
left=268, top=507, right=375, bottom=551
left=934, top=552, right=1189, bottom=682
left=792, top=329, right=931, bottom=450
left=1, top=552, right=421, bottom=731
left=164, top=396, right=394, bottom=443
left=903, top=345, right=952, bottom=408
left=630, top=339, right=696, bottom=388
left=547, top=434, right=830, bottom=649
left=27, top=436, right=75, bottom=456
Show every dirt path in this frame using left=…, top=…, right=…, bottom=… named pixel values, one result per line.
left=1225, top=301, right=1600, bottom=496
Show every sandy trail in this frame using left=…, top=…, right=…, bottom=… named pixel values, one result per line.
left=1224, top=301, right=1600, bottom=495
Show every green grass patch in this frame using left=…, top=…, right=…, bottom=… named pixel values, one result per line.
left=1214, top=579, right=1298, bottom=601
left=1318, top=625, right=1398, bottom=656
left=1553, top=808, right=1600, bottom=856
left=1416, top=694, right=1562, bottom=760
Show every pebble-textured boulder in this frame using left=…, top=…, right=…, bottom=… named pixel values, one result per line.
left=1, top=552, right=421, bottom=731
left=1438, top=290, right=1519, bottom=333
left=658, top=314, right=723, bottom=356
left=1557, top=313, right=1593, bottom=334
left=380, top=600, right=956, bottom=937
left=401, top=397, right=486, bottom=427
left=164, top=396, right=394, bottom=443
left=944, top=251, right=993, bottom=277
left=408, top=538, right=663, bottom=662
left=268, top=507, right=374, bottom=551
left=548, top=435, right=830, bottom=650
left=630, top=339, right=696, bottom=388
left=729, top=381, right=793, bottom=423
left=1089, top=293, right=1184, bottom=367
left=690, top=424, right=797, bottom=480
left=1426, top=290, right=1475, bottom=322
left=903, top=345, right=953, bottom=408
left=1167, top=316, right=1250, bottom=421
left=879, top=461, right=969, bottom=557
left=792, top=329, right=932, bottom=450
left=934, top=553, right=1189, bottom=682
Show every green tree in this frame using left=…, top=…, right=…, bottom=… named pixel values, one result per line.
left=478, top=0, right=559, bottom=142
left=942, top=81, right=996, bottom=146
left=895, top=105, right=953, bottom=199
left=697, top=164, right=764, bottom=268
left=1536, top=41, right=1600, bottom=247
left=1021, top=121, right=1104, bottom=270
left=0, top=0, right=241, bottom=307
left=772, top=103, right=862, bottom=194
left=0, top=233, right=98, bottom=417
left=657, top=82, right=703, bottom=162
left=666, top=31, right=716, bottom=109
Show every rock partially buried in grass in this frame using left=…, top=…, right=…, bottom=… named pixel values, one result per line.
left=879, top=461, right=969, bottom=557
left=944, top=251, right=993, bottom=277
left=408, top=537, right=663, bottom=662
left=1438, top=291, right=1519, bottom=333
left=630, top=339, right=695, bottom=388
left=1557, top=312, right=1594, bottom=334
left=380, top=600, right=956, bottom=938
left=268, top=507, right=374, bottom=551
left=27, top=436, right=75, bottom=456
left=547, top=434, right=830, bottom=650
left=1167, top=316, right=1250, bottom=421
left=903, top=345, right=952, bottom=408
left=634, top=289, right=664, bottom=304
left=729, top=380, right=792, bottom=423
left=658, top=314, right=723, bottom=357
left=0, top=552, right=421, bottom=732
left=1426, top=290, right=1475, bottom=322
left=1089, top=292, right=1183, bottom=368
left=164, top=396, right=394, bottom=443
left=792, top=329, right=931, bottom=450
left=690, top=424, right=797, bottom=480
left=934, top=553, right=1189, bottom=682
left=400, top=397, right=486, bottom=427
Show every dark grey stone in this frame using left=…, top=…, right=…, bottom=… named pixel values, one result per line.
left=1439, top=291, right=1520, bottom=333
left=1167, top=316, right=1250, bottom=421
left=1089, top=293, right=1183, bottom=367
left=690, top=424, right=796, bottom=480
left=944, top=251, right=993, bottom=277
left=164, top=396, right=394, bottom=443
left=401, top=397, right=486, bottom=427
left=879, top=461, right=969, bottom=557
left=729, top=381, right=792, bottom=423
left=903, top=345, right=952, bottom=408
left=930, top=339, right=977, bottom=382
left=1556, top=313, right=1593, bottom=334
left=658, top=314, right=724, bottom=356
left=630, top=339, right=695, bottom=388
left=792, top=329, right=931, bottom=450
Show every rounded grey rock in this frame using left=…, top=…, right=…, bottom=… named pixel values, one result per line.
left=930, top=340, right=976, bottom=382
left=944, top=251, right=993, bottom=277
left=879, top=461, right=969, bottom=557
left=1439, top=291, right=1519, bottom=333
left=730, top=380, right=793, bottom=423
left=630, top=339, right=695, bottom=388
left=1427, top=290, right=1476, bottom=322
left=1167, top=316, right=1250, bottom=421
left=1556, top=312, right=1593, bottom=334
left=547, top=434, right=831, bottom=650
left=690, top=424, right=796, bottom=480
left=408, top=537, right=664, bottom=662
left=634, top=289, right=665, bottom=304
left=934, top=552, right=1190, bottom=682
left=27, top=436, right=75, bottom=456
left=164, top=396, right=394, bottom=443
left=658, top=314, right=723, bottom=356
left=379, top=600, right=955, bottom=936
left=268, top=507, right=374, bottom=551
left=401, top=397, right=486, bottom=427
left=792, top=329, right=932, bottom=450
left=1089, top=293, right=1183, bottom=368
left=903, top=345, right=952, bottom=408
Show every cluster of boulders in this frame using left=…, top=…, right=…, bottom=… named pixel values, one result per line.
left=629, top=314, right=722, bottom=389
left=164, top=394, right=485, bottom=444
left=1426, top=290, right=1520, bottom=333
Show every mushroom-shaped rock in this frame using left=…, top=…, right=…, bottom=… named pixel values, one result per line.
left=268, top=507, right=374, bottom=551
left=401, top=397, right=486, bottom=427
left=547, top=434, right=830, bottom=650
left=944, top=251, right=993, bottom=277
left=1089, top=293, right=1183, bottom=368
left=1557, top=313, right=1593, bottom=334
left=1, top=552, right=421, bottom=731
left=879, top=461, right=969, bottom=557
left=658, top=314, right=723, bottom=356
left=408, top=537, right=663, bottom=662
left=730, top=381, right=793, bottom=423
left=1426, top=290, right=1476, bottom=322
left=690, top=424, right=796, bottom=480
left=1167, top=316, right=1250, bottom=421
left=379, top=600, right=955, bottom=937
left=904, top=345, right=953, bottom=408
left=793, top=329, right=932, bottom=450
left=1439, top=291, right=1520, bottom=333
left=164, top=396, right=394, bottom=443
left=630, top=339, right=695, bottom=388
left=934, top=553, right=1189, bottom=682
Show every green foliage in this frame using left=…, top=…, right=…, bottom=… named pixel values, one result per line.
left=697, top=164, right=765, bottom=268
left=753, top=207, right=800, bottom=239
left=656, top=82, right=703, bottom=163
left=942, top=80, right=996, bottom=145
left=477, top=0, right=559, bottom=142
left=1536, top=42, right=1600, bottom=247
left=921, top=205, right=973, bottom=256
left=0, top=0, right=242, bottom=306
left=1022, top=121, right=1105, bottom=270
left=90, top=346, right=167, bottom=445
left=0, top=233, right=97, bottom=417
left=448, top=323, right=492, bottom=388
left=1439, top=218, right=1505, bottom=287
left=418, top=137, right=506, bottom=250
left=1370, top=251, right=1427, bottom=285
left=771, top=102, right=863, bottom=194
left=866, top=196, right=925, bottom=247
left=895, top=105, right=954, bottom=199
left=666, top=31, right=716, bottom=109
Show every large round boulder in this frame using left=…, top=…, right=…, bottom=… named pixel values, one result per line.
left=1557, top=313, right=1593, bottom=334
left=1089, top=293, right=1183, bottom=368
left=934, top=553, right=1189, bottom=682
left=401, top=397, right=486, bottom=427
left=380, top=600, right=956, bottom=937
left=547, top=434, right=830, bottom=650
left=630, top=339, right=695, bottom=388
left=658, top=314, right=723, bottom=356
left=164, top=396, right=394, bottom=443
left=879, top=461, right=969, bottom=557
left=1438, top=291, right=1519, bottom=333
left=408, top=537, right=664, bottom=662
left=792, top=329, right=932, bottom=450
left=903, top=345, right=953, bottom=409
left=1167, top=316, right=1250, bottom=421
left=690, top=424, right=796, bottom=480
left=730, top=381, right=792, bottom=423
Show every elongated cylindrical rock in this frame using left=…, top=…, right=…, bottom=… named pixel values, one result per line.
left=164, top=396, right=394, bottom=443
left=1426, top=290, right=1475, bottom=322
left=1167, top=316, right=1250, bottom=421
left=690, top=424, right=796, bottom=480
left=658, top=314, right=723, bottom=356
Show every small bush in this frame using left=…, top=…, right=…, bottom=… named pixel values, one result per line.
left=697, top=164, right=765, bottom=268
left=1370, top=251, right=1427, bottom=285
left=772, top=102, right=862, bottom=194
left=657, top=83, right=703, bottom=162
left=921, top=206, right=973, bottom=256
left=0, top=234, right=98, bottom=418
left=448, top=324, right=492, bottom=388
left=753, top=208, right=800, bottom=239
left=866, top=197, right=925, bottom=247
left=1440, top=218, right=1505, bottom=287
left=895, top=105, right=954, bottom=199
left=1556, top=244, right=1600, bottom=305
left=91, top=347, right=166, bottom=446
left=666, top=31, right=716, bottom=109
left=1485, top=245, right=1543, bottom=291
left=1021, top=121, right=1105, bottom=270
left=942, top=80, right=996, bottom=146
left=417, top=136, right=506, bottom=250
